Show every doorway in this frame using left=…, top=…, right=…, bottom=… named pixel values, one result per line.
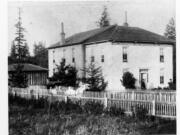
left=139, top=69, right=148, bottom=89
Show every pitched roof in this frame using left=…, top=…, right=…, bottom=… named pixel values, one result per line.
left=48, top=25, right=175, bottom=49
left=8, top=63, right=48, bottom=72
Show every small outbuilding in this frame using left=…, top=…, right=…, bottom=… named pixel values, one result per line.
left=8, top=63, right=48, bottom=86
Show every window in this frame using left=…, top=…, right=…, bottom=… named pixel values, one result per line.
left=160, top=48, right=164, bottom=62
left=123, top=47, right=128, bottom=62
left=62, top=58, right=66, bottom=63
left=53, top=59, right=55, bottom=63
left=160, top=68, right=164, bottom=84
left=72, top=57, right=75, bottom=63
left=91, top=56, right=95, bottom=62
left=101, top=55, right=104, bottom=62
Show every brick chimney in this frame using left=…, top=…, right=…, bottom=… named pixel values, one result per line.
left=61, top=22, right=65, bottom=44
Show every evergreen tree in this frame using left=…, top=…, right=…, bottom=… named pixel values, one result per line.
left=14, top=8, right=29, bottom=62
left=97, top=6, right=111, bottom=28
left=83, top=63, right=107, bottom=92
left=51, top=59, right=78, bottom=87
left=9, top=8, right=29, bottom=88
left=10, top=64, right=28, bottom=88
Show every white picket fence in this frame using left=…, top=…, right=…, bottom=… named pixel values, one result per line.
left=9, top=87, right=176, bottom=119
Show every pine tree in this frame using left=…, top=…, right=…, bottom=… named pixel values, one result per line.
left=83, top=63, right=107, bottom=92
left=9, top=8, right=29, bottom=88
left=97, top=6, right=111, bottom=28
left=14, top=8, right=29, bottom=62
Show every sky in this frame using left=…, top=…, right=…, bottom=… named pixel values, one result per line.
left=8, top=0, right=175, bottom=55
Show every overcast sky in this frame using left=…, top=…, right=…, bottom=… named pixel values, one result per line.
left=8, top=0, right=175, bottom=55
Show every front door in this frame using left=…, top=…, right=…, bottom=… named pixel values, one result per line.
left=139, top=69, right=148, bottom=89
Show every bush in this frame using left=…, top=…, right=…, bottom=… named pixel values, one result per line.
left=108, top=106, right=125, bottom=116
left=83, top=101, right=104, bottom=115
left=132, top=105, right=148, bottom=120
left=121, top=72, right=136, bottom=89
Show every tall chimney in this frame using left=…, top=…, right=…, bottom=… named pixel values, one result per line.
left=123, top=11, right=129, bottom=27
left=61, top=22, right=65, bottom=44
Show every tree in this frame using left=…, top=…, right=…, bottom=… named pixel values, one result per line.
left=164, top=18, right=176, bottom=86
left=9, top=64, right=28, bottom=88
left=83, top=63, right=107, bottom=92
left=13, top=8, right=30, bottom=62
left=33, top=42, right=48, bottom=68
left=97, top=6, right=111, bottom=28
left=164, top=18, right=176, bottom=40
left=51, top=59, right=78, bottom=87
left=121, top=72, right=136, bottom=89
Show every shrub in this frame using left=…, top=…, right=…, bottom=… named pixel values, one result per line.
left=83, top=101, right=104, bottom=115
left=108, top=106, right=125, bottom=116
left=132, top=105, right=148, bottom=120
left=121, top=72, right=136, bottom=89
left=50, top=60, right=78, bottom=87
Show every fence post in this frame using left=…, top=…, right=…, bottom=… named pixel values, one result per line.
left=152, top=99, right=156, bottom=116
left=132, top=91, right=135, bottom=101
left=104, top=97, right=108, bottom=108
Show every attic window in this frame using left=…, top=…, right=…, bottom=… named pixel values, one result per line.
left=160, top=48, right=164, bottom=62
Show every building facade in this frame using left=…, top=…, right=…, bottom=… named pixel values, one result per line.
left=48, top=24, right=174, bottom=91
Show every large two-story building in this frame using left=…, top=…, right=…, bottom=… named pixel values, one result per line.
left=48, top=23, right=174, bottom=91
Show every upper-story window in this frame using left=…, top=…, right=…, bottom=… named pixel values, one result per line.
left=160, top=48, right=164, bottom=62
left=101, top=55, right=104, bottom=62
left=123, top=47, right=128, bottom=62
left=91, top=56, right=95, bottom=62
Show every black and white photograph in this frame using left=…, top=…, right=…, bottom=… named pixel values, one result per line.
left=4, top=0, right=177, bottom=134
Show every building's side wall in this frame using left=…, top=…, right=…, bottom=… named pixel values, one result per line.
left=48, top=45, right=84, bottom=78
left=85, top=42, right=173, bottom=91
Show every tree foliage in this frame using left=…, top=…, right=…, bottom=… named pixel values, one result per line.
left=9, top=8, right=30, bottom=63
left=83, top=63, right=107, bottom=92
left=97, top=6, right=111, bottom=28
left=50, top=60, right=78, bottom=87
left=164, top=18, right=176, bottom=40
left=9, top=64, right=28, bottom=88
left=33, top=42, right=48, bottom=68
left=121, top=72, right=136, bottom=89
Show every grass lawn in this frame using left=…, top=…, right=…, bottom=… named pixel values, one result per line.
left=9, top=104, right=176, bottom=135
